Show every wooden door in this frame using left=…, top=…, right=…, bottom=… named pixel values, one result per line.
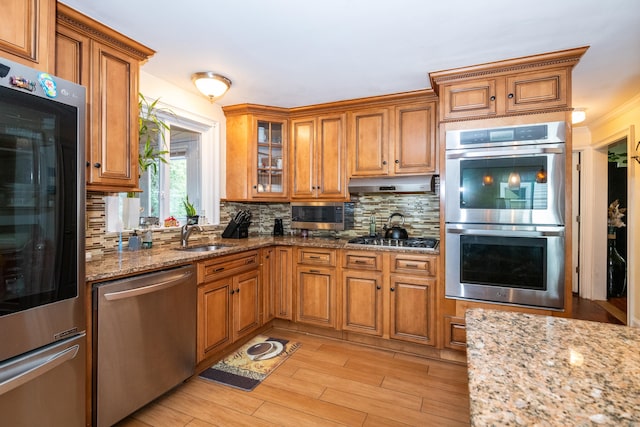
left=261, top=248, right=275, bottom=323
left=232, top=269, right=261, bottom=341
left=290, top=118, right=315, bottom=199
left=440, top=79, right=497, bottom=121
left=274, top=247, right=293, bottom=320
left=505, top=68, right=569, bottom=113
left=197, top=278, right=232, bottom=362
left=295, top=266, right=337, bottom=328
left=316, top=114, right=347, bottom=199
left=0, top=0, right=54, bottom=71
left=389, top=275, right=435, bottom=345
left=393, top=102, right=437, bottom=175
left=342, top=270, right=383, bottom=336
left=349, top=108, right=390, bottom=176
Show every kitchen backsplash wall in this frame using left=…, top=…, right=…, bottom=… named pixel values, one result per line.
left=86, top=190, right=440, bottom=255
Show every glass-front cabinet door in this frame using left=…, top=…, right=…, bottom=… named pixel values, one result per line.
left=252, top=119, right=287, bottom=198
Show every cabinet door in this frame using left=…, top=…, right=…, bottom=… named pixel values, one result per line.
left=505, top=68, right=568, bottom=113
left=316, top=114, right=347, bottom=199
left=87, top=41, right=139, bottom=190
left=295, top=265, right=337, bottom=328
left=0, top=0, right=54, bottom=70
left=261, top=248, right=275, bottom=323
left=232, top=269, right=261, bottom=341
left=197, top=278, right=232, bottom=363
left=349, top=108, right=390, bottom=176
left=393, top=102, right=437, bottom=174
left=342, top=270, right=383, bottom=336
left=252, top=119, right=288, bottom=199
left=440, top=79, right=497, bottom=121
left=274, top=247, right=293, bottom=320
left=290, top=118, right=315, bottom=199
left=389, top=275, right=435, bottom=345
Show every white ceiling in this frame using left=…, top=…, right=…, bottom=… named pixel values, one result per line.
left=59, top=0, right=640, bottom=126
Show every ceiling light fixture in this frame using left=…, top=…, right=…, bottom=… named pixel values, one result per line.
left=572, top=109, right=586, bottom=125
left=191, top=72, right=232, bottom=101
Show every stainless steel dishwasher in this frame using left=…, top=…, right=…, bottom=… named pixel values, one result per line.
left=92, top=265, right=196, bottom=427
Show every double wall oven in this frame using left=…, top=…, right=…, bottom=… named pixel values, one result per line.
left=445, top=121, right=566, bottom=309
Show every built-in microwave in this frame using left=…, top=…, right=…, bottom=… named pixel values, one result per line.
left=291, top=202, right=354, bottom=231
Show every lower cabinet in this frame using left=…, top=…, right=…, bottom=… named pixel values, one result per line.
left=342, top=251, right=384, bottom=336
left=274, top=247, right=294, bottom=320
left=294, top=248, right=338, bottom=328
left=196, top=251, right=261, bottom=363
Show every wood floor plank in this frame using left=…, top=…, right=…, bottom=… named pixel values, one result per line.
left=250, top=383, right=368, bottom=426
left=362, top=414, right=414, bottom=427
left=253, top=401, right=349, bottom=427
left=179, top=378, right=265, bottom=415
left=184, top=420, right=217, bottom=427
left=115, top=418, right=153, bottom=427
left=292, top=346, right=351, bottom=366
left=321, top=387, right=470, bottom=427
left=262, top=370, right=327, bottom=398
left=294, top=367, right=423, bottom=411
left=343, top=357, right=431, bottom=384
left=382, top=373, right=469, bottom=396
left=127, top=397, right=194, bottom=427
left=421, top=397, right=471, bottom=423
left=284, top=357, right=385, bottom=386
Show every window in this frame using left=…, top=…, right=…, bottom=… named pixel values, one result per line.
left=109, top=102, right=220, bottom=231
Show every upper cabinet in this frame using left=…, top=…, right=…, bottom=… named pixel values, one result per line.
left=348, top=97, right=437, bottom=177
left=430, top=46, right=589, bottom=122
left=0, top=0, right=55, bottom=71
left=55, top=4, right=155, bottom=192
left=290, top=113, right=347, bottom=200
left=223, top=105, right=289, bottom=201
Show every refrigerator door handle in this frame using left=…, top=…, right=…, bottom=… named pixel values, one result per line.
left=0, top=344, right=80, bottom=397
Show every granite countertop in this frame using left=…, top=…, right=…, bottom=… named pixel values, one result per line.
left=465, top=308, right=640, bottom=426
left=85, top=235, right=439, bottom=282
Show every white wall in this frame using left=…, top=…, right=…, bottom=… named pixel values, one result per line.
left=139, top=70, right=228, bottom=223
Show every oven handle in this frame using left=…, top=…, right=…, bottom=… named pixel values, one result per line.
left=447, top=226, right=564, bottom=238
left=446, top=147, right=563, bottom=159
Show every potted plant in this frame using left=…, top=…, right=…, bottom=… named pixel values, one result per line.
left=183, top=195, right=199, bottom=225
left=138, top=93, right=170, bottom=175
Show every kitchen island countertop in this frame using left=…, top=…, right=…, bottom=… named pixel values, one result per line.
left=465, top=308, right=640, bottom=426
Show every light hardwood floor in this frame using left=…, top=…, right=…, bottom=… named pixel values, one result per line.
left=116, top=329, right=471, bottom=427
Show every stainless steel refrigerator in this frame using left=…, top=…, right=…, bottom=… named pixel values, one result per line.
left=0, top=56, right=87, bottom=426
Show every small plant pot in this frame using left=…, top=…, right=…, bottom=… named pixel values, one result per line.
left=187, top=215, right=199, bottom=225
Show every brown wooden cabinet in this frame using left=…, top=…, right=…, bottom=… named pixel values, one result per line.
left=223, top=105, right=289, bottom=201
left=342, top=251, right=383, bottom=336
left=388, top=253, right=436, bottom=345
left=55, top=4, right=154, bottom=192
left=274, top=246, right=294, bottom=320
left=294, top=248, right=338, bottom=328
left=0, top=0, right=54, bottom=71
left=348, top=107, right=390, bottom=176
left=430, top=46, right=588, bottom=122
left=196, top=251, right=261, bottom=363
left=290, top=113, right=347, bottom=200
left=261, top=247, right=275, bottom=324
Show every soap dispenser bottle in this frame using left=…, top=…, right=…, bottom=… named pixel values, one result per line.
left=128, top=230, right=141, bottom=251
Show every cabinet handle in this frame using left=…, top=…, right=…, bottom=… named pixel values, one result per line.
left=236, top=288, right=240, bottom=293
left=214, top=267, right=225, bottom=272
left=309, top=256, right=321, bottom=259
left=246, top=259, right=255, bottom=264
left=395, top=159, right=399, bottom=164
left=310, top=269, right=320, bottom=273
left=230, top=289, right=235, bottom=294
left=508, top=93, right=514, bottom=99
left=405, top=263, right=419, bottom=268
left=265, top=255, right=270, bottom=259
left=382, top=160, right=387, bottom=165
left=490, top=95, right=496, bottom=101
left=86, top=161, right=90, bottom=167
left=253, top=185, right=257, bottom=189
left=390, top=287, right=395, bottom=292
left=354, top=260, right=366, bottom=264
left=93, top=162, right=101, bottom=168
left=376, top=286, right=381, bottom=290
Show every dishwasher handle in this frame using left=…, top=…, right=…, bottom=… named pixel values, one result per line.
left=103, top=270, right=193, bottom=301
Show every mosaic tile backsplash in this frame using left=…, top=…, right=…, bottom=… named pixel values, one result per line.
left=86, top=191, right=440, bottom=256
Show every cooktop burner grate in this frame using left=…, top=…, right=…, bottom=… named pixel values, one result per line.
left=347, top=236, right=439, bottom=249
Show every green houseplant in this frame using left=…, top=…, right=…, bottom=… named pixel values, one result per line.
left=138, top=93, right=170, bottom=174
left=183, top=195, right=199, bottom=225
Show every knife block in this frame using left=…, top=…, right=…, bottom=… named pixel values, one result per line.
left=222, top=220, right=250, bottom=239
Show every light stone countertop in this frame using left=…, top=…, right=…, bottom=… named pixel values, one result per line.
left=86, top=235, right=439, bottom=283
left=465, top=308, right=640, bottom=426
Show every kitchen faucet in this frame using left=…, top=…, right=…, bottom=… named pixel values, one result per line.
left=181, top=224, right=203, bottom=247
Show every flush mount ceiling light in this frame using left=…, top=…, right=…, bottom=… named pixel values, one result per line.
left=572, top=109, right=586, bottom=125
left=191, top=72, right=232, bottom=101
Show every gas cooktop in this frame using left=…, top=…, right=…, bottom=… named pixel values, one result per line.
left=347, top=236, right=439, bottom=250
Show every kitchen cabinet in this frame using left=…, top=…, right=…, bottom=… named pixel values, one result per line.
left=348, top=101, right=437, bottom=176
left=0, top=0, right=54, bottom=71
left=294, top=248, right=338, bottom=329
left=223, top=105, right=289, bottom=201
left=443, top=315, right=467, bottom=352
left=261, top=247, right=275, bottom=323
left=430, top=46, right=588, bottom=122
left=290, top=113, right=348, bottom=200
left=55, top=4, right=155, bottom=192
left=196, top=251, right=261, bottom=363
left=342, top=251, right=384, bottom=336
left=273, top=246, right=293, bottom=320
left=388, top=253, right=436, bottom=345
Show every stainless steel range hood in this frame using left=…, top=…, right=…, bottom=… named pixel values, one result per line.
left=348, top=175, right=437, bottom=194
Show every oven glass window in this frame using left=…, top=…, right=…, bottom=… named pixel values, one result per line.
left=460, top=156, right=549, bottom=210
left=0, top=87, right=78, bottom=316
left=460, top=235, right=546, bottom=290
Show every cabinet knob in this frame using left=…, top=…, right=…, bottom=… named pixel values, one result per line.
left=86, top=161, right=90, bottom=167
left=230, top=289, right=235, bottom=295
left=490, top=96, right=496, bottom=102
left=93, top=162, right=101, bottom=168
left=390, top=287, right=395, bottom=292
left=376, top=286, right=381, bottom=290
left=394, top=159, right=399, bottom=164
left=236, top=288, right=240, bottom=293
left=253, top=185, right=257, bottom=189
left=382, top=160, right=387, bottom=165
left=508, top=93, right=514, bottom=99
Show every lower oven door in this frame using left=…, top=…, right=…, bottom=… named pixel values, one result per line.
left=445, top=223, right=565, bottom=309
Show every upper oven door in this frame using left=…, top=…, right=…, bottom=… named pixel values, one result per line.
left=445, top=143, right=565, bottom=225
left=445, top=121, right=565, bottom=150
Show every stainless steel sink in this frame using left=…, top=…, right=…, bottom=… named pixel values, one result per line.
left=177, top=244, right=232, bottom=252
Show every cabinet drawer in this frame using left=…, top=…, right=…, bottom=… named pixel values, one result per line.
left=297, top=248, right=336, bottom=266
left=343, top=251, right=382, bottom=270
left=390, top=254, right=436, bottom=276
left=443, top=316, right=467, bottom=351
left=198, top=251, right=259, bottom=283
